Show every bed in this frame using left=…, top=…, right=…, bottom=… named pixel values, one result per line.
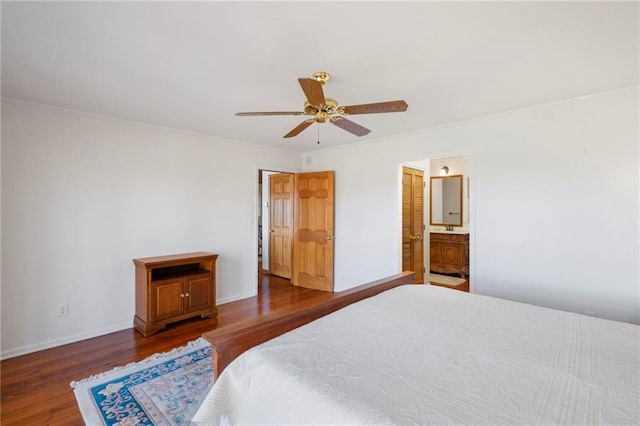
left=194, top=274, right=639, bottom=425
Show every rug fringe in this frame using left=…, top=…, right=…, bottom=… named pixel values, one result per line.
left=69, top=337, right=211, bottom=388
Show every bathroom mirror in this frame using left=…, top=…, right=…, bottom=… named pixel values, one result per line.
left=430, top=175, right=463, bottom=227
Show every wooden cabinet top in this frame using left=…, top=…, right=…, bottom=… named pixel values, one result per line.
left=430, top=231, right=469, bottom=236
left=133, top=252, right=218, bottom=268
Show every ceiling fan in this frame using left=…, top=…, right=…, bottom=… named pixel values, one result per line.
left=235, top=72, right=408, bottom=139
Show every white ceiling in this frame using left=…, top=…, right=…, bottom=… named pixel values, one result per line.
left=2, top=1, right=638, bottom=152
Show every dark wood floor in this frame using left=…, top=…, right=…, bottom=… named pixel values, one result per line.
left=0, top=273, right=332, bottom=426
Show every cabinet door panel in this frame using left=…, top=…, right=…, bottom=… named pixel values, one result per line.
left=185, top=275, right=212, bottom=313
left=441, top=244, right=461, bottom=267
left=152, top=279, right=184, bottom=321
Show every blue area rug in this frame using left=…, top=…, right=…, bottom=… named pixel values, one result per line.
left=70, top=338, right=213, bottom=426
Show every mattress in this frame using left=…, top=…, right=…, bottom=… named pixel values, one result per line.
left=193, top=284, right=640, bottom=425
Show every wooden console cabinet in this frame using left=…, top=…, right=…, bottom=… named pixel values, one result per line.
left=133, top=252, right=218, bottom=337
left=430, top=232, right=469, bottom=278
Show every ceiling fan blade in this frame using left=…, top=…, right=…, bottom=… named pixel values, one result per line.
left=236, top=111, right=305, bottom=116
left=283, top=119, right=315, bottom=138
left=331, top=117, right=371, bottom=137
left=340, top=100, right=408, bottom=115
left=298, top=78, right=326, bottom=106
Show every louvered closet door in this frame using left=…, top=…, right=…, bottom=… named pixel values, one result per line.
left=402, top=167, right=425, bottom=283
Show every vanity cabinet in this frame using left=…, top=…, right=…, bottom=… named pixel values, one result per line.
left=133, top=252, right=218, bottom=337
left=430, top=233, right=469, bottom=278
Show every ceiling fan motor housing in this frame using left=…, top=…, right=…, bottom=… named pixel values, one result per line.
left=304, top=98, right=339, bottom=122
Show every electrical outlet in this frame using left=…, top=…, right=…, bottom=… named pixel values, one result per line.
left=57, top=303, right=69, bottom=317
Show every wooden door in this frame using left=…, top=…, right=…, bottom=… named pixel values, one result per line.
left=269, top=173, right=293, bottom=278
left=292, top=171, right=334, bottom=291
left=152, top=279, right=184, bottom=321
left=402, top=167, right=425, bottom=283
left=184, top=274, right=212, bottom=314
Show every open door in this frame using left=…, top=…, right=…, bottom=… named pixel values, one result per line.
left=402, top=166, right=425, bottom=283
left=292, top=171, right=335, bottom=292
left=269, top=173, right=294, bottom=279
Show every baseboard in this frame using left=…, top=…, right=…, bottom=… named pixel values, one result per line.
left=0, top=321, right=132, bottom=360
left=2, top=294, right=260, bottom=360
left=215, top=290, right=256, bottom=306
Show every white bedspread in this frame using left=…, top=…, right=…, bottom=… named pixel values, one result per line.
left=193, top=285, right=640, bottom=425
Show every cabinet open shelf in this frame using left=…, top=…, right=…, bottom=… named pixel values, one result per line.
left=151, top=264, right=209, bottom=281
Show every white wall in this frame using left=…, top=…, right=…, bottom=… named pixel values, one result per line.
left=3, top=87, right=638, bottom=358
left=302, top=87, right=639, bottom=324
left=1, top=99, right=301, bottom=358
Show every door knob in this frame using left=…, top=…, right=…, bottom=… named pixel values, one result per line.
left=270, top=229, right=275, bottom=233
left=326, top=236, right=334, bottom=240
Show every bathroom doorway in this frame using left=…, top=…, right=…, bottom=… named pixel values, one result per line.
left=401, top=153, right=473, bottom=292
left=428, top=154, right=472, bottom=292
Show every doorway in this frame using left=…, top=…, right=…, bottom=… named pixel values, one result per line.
left=257, top=169, right=336, bottom=292
left=429, top=154, right=472, bottom=292
left=269, top=173, right=294, bottom=279
left=401, top=154, right=473, bottom=292
left=256, top=169, right=294, bottom=281
left=259, top=169, right=291, bottom=280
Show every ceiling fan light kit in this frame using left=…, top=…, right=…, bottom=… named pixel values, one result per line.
left=235, top=72, right=408, bottom=140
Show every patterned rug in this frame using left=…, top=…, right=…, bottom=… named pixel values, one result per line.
left=70, top=338, right=213, bottom=426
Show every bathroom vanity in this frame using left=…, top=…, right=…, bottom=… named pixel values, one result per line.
left=429, top=232, right=469, bottom=278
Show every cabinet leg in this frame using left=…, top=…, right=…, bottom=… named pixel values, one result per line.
left=134, top=316, right=166, bottom=337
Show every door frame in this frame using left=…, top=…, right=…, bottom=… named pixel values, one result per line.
left=254, top=165, right=298, bottom=293
left=399, top=151, right=475, bottom=292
